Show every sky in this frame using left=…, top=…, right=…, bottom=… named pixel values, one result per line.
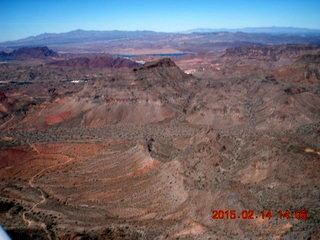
left=0, top=225, right=11, bottom=240
left=0, top=0, right=320, bottom=41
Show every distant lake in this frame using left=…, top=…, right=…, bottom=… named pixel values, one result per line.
left=115, top=53, right=186, bottom=59
left=10, top=81, right=33, bottom=85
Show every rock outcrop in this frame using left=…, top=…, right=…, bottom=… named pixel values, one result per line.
left=134, top=58, right=191, bottom=89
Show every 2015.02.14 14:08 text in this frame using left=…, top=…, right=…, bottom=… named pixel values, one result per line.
left=211, top=210, right=309, bottom=220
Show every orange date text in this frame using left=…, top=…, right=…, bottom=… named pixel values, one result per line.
left=211, top=209, right=309, bottom=220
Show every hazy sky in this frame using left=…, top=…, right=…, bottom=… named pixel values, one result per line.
left=1, top=0, right=320, bottom=41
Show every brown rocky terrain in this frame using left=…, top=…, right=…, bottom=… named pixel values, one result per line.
left=220, top=44, right=320, bottom=73
left=49, top=55, right=138, bottom=69
left=272, top=53, right=320, bottom=85
left=0, top=43, right=319, bottom=239
left=223, top=44, right=320, bottom=60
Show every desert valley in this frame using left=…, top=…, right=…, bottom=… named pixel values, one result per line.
left=0, top=29, right=319, bottom=239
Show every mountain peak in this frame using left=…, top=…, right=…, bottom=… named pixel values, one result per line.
left=139, top=58, right=178, bottom=69
left=134, top=58, right=190, bottom=83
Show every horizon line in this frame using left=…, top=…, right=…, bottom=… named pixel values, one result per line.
left=2, top=26, right=320, bottom=43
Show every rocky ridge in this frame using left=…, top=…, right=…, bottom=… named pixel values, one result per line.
left=0, top=46, right=58, bottom=59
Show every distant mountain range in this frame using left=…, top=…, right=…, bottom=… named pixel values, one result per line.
left=184, top=27, right=320, bottom=35
left=1, top=28, right=320, bottom=53
left=0, top=29, right=160, bottom=47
